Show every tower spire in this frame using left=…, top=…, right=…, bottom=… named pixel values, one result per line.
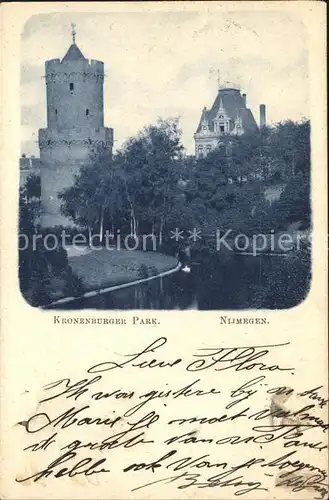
left=71, top=23, right=76, bottom=44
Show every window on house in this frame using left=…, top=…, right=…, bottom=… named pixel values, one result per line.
left=86, top=108, right=89, bottom=116
left=69, top=83, right=74, bottom=94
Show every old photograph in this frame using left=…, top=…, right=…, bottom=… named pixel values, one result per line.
left=2, top=4, right=327, bottom=500
left=19, top=10, right=311, bottom=309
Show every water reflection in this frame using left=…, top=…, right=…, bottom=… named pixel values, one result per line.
left=50, top=250, right=310, bottom=310
left=60, top=270, right=196, bottom=310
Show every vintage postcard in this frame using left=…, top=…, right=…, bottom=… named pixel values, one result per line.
left=1, top=1, right=327, bottom=499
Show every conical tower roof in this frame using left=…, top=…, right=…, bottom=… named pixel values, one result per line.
left=62, top=43, right=86, bottom=62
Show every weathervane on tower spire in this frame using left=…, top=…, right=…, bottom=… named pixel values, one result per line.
left=71, top=23, right=76, bottom=44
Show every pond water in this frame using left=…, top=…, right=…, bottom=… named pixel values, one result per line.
left=49, top=249, right=310, bottom=310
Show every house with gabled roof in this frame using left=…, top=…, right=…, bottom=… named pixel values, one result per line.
left=194, top=85, right=266, bottom=158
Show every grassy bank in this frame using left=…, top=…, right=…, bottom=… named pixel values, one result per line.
left=68, top=248, right=178, bottom=291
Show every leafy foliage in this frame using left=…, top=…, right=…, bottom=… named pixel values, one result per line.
left=58, top=117, right=310, bottom=245
left=19, top=193, right=84, bottom=307
left=59, top=144, right=124, bottom=241
left=24, top=173, right=41, bottom=200
left=19, top=116, right=311, bottom=308
left=250, top=243, right=311, bottom=308
left=186, top=119, right=311, bottom=233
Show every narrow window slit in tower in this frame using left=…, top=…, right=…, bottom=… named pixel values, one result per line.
left=69, top=83, right=74, bottom=94
left=55, top=109, right=58, bottom=116
left=86, top=108, right=89, bottom=116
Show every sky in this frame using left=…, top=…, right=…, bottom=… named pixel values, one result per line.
left=21, top=9, right=309, bottom=156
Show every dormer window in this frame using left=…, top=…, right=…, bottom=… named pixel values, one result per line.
left=218, top=115, right=224, bottom=119
left=69, top=83, right=74, bottom=94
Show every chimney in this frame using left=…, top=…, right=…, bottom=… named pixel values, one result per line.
left=242, top=93, right=247, bottom=106
left=260, top=104, right=266, bottom=128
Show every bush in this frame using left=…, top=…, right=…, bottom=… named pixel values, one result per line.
left=269, top=172, right=311, bottom=230
left=251, top=246, right=311, bottom=308
left=63, top=267, right=85, bottom=296
left=137, top=264, right=149, bottom=279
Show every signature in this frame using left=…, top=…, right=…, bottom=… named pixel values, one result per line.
left=124, top=449, right=328, bottom=498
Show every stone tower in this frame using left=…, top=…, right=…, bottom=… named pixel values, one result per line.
left=39, top=26, right=113, bottom=227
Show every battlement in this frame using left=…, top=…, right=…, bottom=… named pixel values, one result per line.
left=46, top=59, right=61, bottom=67
left=45, top=58, right=104, bottom=75
left=90, top=59, right=104, bottom=70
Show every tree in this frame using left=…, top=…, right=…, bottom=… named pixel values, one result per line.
left=270, top=171, right=311, bottom=229
left=21, top=174, right=41, bottom=226
left=294, top=120, right=310, bottom=177
left=268, top=119, right=310, bottom=179
left=117, top=117, right=184, bottom=241
left=251, top=243, right=311, bottom=308
left=227, top=137, right=250, bottom=184
left=24, top=173, right=41, bottom=200
left=59, top=181, right=99, bottom=244
left=59, top=145, right=123, bottom=244
left=188, top=146, right=228, bottom=204
left=19, top=192, right=84, bottom=306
